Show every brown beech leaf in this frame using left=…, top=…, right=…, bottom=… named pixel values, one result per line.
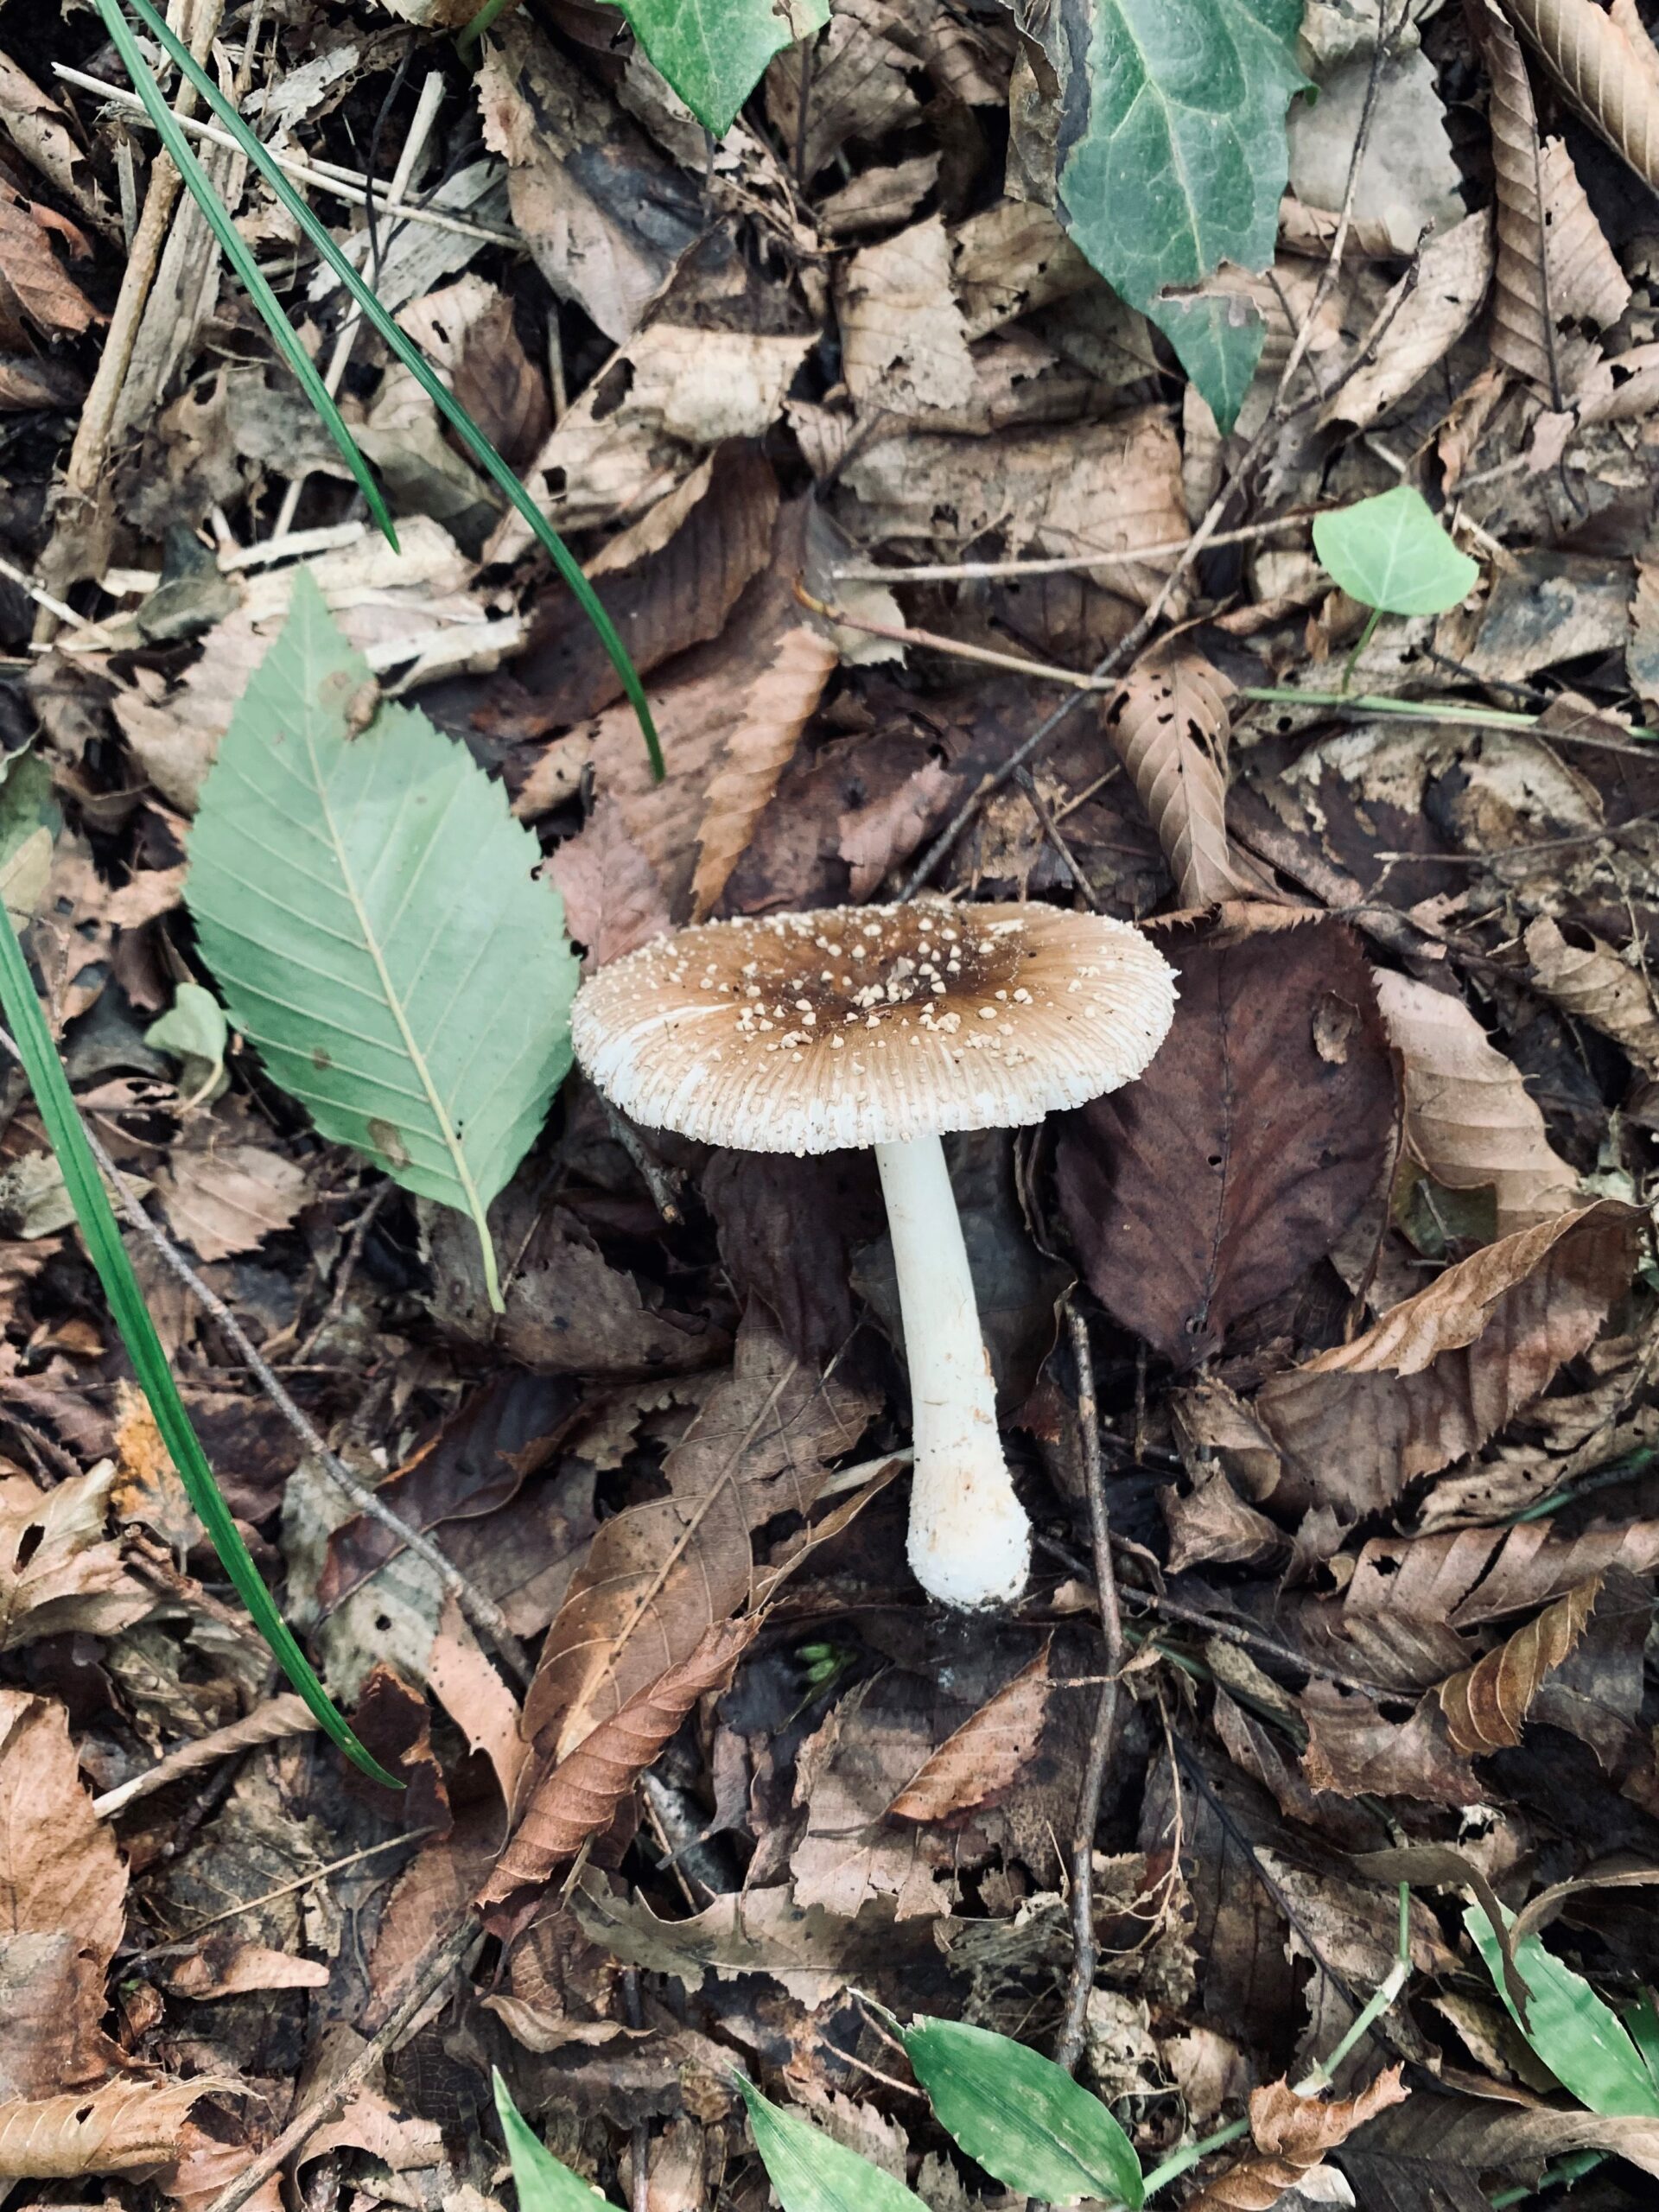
left=1338, top=2087, right=1659, bottom=2194
left=1438, top=1577, right=1602, bottom=1754
left=1500, top=0, right=1659, bottom=196
left=886, top=1643, right=1052, bottom=1823
left=480, top=1617, right=757, bottom=1910
left=1300, top=1680, right=1484, bottom=1806
left=690, top=626, right=841, bottom=918
left=1345, top=1515, right=1659, bottom=1630
left=1057, top=924, right=1396, bottom=1366
left=1183, top=2069, right=1410, bottom=2209
left=1474, top=0, right=1629, bottom=404
left=1253, top=1201, right=1642, bottom=1521
left=1524, top=916, right=1659, bottom=1072
left=0, top=2080, right=208, bottom=2177
left=1102, top=652, right=1251, bottom=908
left=152, top=1141, right=307, bottom=1263
left=1373, top=971, right=1580, bottom=1235
left=524, top=1312, right=875, bottom=1760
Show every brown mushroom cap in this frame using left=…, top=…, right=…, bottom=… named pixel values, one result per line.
left=571, top=900, right=1177, bottom=1154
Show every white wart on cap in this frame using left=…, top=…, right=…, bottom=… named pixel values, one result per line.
left=570, top=899, right=1178, bottom=1154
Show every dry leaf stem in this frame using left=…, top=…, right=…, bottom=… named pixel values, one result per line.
left=1054, top=1303, right=1124, bottom=2075
left=59, top=1099, right=531, bottom=1684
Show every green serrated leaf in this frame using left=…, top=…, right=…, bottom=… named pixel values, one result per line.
left=0, top=897, right=393, bottom=1785
left=185, top=570, right=579, bottom=1311
left=1145, top=293, right=1266, bottom=436
left=901, top=2018, right=1143, bottom=2208
left=493, top=2071, right=613, bottom=2212
left=1055, top=0, right=1306, bottom=311
left=146, top=982, right=230, bottom=1104
left=615, top=0, right=830, bottom=137
left=734, top=2076, right=927, bottom=2212
left=1467, top=1905, right=1659, bottom=2119
left=1313, top=486, right=1480, bottom=617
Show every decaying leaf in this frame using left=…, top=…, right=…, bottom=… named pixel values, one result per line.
left=1102, top=652, right=1251, bottom=907
left=547, top=797, right=673, bottom=968
left=480, top=1618, right=757, bottom=1907
left=0, top=189, right=99, bottom=338
left=837, top=215, right=976, bottom=416
left=1438, top=1578, right=1602, bottom=1753
left=1346, top=1514, right=1659, bottom=1630
left=1500, top=0, right=1659, bottom=196
left=152, top=1141, right=308, bottom=1263
left=0, top=1465, right=150, bottom=1652
left=1058, top=924, right=1396, bottom=1365
left=1323, top=210, right=1495, bottom=430
left=1185, top=2068, right=1408, bottom=2212
left=1254, top=1202, right=1643, bottom=1520
left=886, top=1644, right=1052, bottom=1824
left=1373, top=970, right=1580, bottom=1235
left=690, top=627, right=841, bottom=916
left=0, top=2080, right=209, bottom=2179
left=1475, top=0, right=1630, bottom=404
left=1524, top=916, right=1659, bottom=1071
left=1300, top=1679, right=1484, bottom=1805
left=523, top=1312, right=874, bottom=1760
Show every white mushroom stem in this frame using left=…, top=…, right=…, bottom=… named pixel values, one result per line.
left=874, top=1135, right=1029, bottom=1610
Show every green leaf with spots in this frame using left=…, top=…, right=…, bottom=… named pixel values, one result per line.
left=186, top=569, right=579, bottom=1312
left=900, top=2018, right=1144, bottom=2207
left=1146, top=292, right=1267, bottom=435
left=734, top=2077, right=927, bottom=2212
left=616, top=0, right=830, bottom=137
left=1313, top=486, right=1481, bottom=616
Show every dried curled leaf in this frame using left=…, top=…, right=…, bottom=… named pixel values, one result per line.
left=1475, top=0, right=1630, bottom=404
left=886, top=1644, right=1052, bottom=1823
left=1102, top=652, right=1250, bottom=908
left=1373, top=969, right=1580, bottom=1236
left=1183, top=2069, right=1409, bottom=2211
left=1499, top=0, right=1659, bottom=194
left=1255, top=1201, right=1643, bottom=1520
left=1348, top=1515, right=1659, bottom=1630
left=0, top=2079, right=207, bottom=2177
left=1524, top=916, right=1659, bottom=1072
left=1438, top=1577, right=1602, bottom=1753
left=480, top=1618, right=757, bottom=1908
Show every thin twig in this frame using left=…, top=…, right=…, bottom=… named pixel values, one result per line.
left=601, top=1096, right=684, bottom=1225
left=1013, top=769, right=1102, bottom=911
left=199, top=1915, right=480, bottom=2212
left=1054, top=1303, right=1123, bottom=2075
left=124, top=1827, right=436, bottom=1959
left=829, top=512, right=1319, bottom=584
left=295, top=1180, right=393, bottom=1363
left=623, top=1967, right=651, bottom=2212
left=0, top=1042, right=531, bottom=1684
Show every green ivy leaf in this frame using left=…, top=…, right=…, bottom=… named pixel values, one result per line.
left=1467, top=1906, right=1659, bottom=2119
left=734, top=2077, right=927, bottom=2212
left=616, top=0, right=830, bottom=137
left=1313, top=485, right=1480, bottom=616
left=185, top=570, right=580, bottom=1311
left=900, top=2018, right=1144, bottom=2208
left=493, top=2072, right=613, bottom=2212
left=1145, top=294, right=1267, bottom=436
left=1043, top=0, right=1305, bottom=428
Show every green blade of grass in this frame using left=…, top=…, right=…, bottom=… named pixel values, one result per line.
left=0, top=900, right=397, bottom=1789
left=92, top=0, right=397, bottom=549
left=109, top=0, right=663, bottom=782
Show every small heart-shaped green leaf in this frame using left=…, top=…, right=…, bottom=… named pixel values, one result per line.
left=1313, top=485, right=1479, bottom=616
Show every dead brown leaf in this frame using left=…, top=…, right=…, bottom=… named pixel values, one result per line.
left=524, top=1311, right=874, bottom=1760
left=1339, top=2086, right=1659, bottom=2193
left=1501, top=0, right=1659, bottom=194
left=1346, top=1515, right=1659, bottom=1630
left=480, top=1617, right=757, bottom=1909
left=0, top=188, right=99, bottom=338
left=837, top=214, right=976, bottom=416
left=1185, top=2069, right=1408, bottom=2212
left=548, top=796, right=674, bottom=968
left=1103, top=652, right=1251, bottom=908
left=1320, top=212, right=1495, bottom=431
left=1300, top=1680, right=1484, bottom=1806
left=1438, top=1577, right=1602, bottom=1754
left=0, top=1465, right=150, bottom=1651
left=887, top=1643, right=1052, bottom=1823
left=1058, top=923, right=1397, bottom=1365
left=1524, top=915, right=1659, bottom=1071
left=0, top=2080, right=209, bottom=2179
left=153, top=1140, right=307, bottom=1263
left=1374, top=971, right=1580, bottom=1235
left=1255, top=1202, right=1643, bottom=1519
left=690, top=626, right=841, bottom=917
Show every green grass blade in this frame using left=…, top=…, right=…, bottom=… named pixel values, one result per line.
left=492, top=2071, right=613, bottom=2212
left=113, top=0, right=663, bottom=783
left=92, top=0, right=397, bottom=549
left=0, top=902, right=396, bottom=1789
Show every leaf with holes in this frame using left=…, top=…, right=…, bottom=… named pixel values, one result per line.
left=1313, top=486, right=1479, bottom=616
left=186, top=569, right=579, bottom=1312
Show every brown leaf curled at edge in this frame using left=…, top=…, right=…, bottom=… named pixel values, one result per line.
left=1346, top=1515, right=1659, bottom=1630
left=0, top=2079, right=208, bottom=2178
left=479, top=1618, right=758, bottom=1909
left=1300, top=1680, right=1484, bottom=1806
left=1102, top=651, right=1251, bottom=907
left=1183, top=2069, right=1408, bottom=2212
left=1057, top=923, right=1396, bottom=1367
left=1254, top=1201, right=1642, bottom=1520
left=1524, top=916, right=1659, bottom=1072
left=1438, top=1576, right=1602, bottom=1754
left=886, top=1643, right=1052, bottom=1823
left=1473, top=0, right=1630, bottom=404
left=1498, top=0, right=1659, bottom=194
left=1372, top=969, right=1580, bottom=1235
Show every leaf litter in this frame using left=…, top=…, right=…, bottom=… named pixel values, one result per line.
left=12, top=2, right=1659, bottom=2208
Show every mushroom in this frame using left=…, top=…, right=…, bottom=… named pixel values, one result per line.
left=571, top=899, right=1176, bottom=1611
